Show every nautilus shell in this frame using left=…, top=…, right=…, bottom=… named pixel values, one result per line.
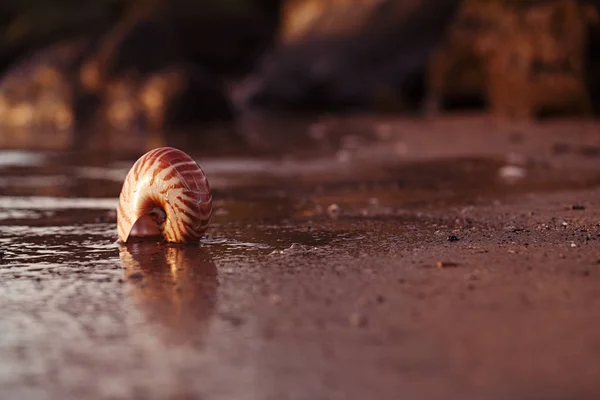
left=117, top=147, right=212, bottom=243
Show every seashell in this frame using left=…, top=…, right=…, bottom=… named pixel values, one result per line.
left=117, top=147, right=212, bottom=243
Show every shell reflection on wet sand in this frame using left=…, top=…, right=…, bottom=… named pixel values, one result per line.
left=117, top=147, right=213, bottom=243
left=119, top=242, right=218, bottom=345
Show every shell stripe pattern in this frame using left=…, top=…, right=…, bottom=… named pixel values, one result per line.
left=117, top=147, right=212, bottom=243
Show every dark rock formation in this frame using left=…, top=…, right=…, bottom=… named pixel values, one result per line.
left=0, top=38, right=88, bottom=150
left=82, top=63, right=234, bottom=152
left=240, top=0, right=462, bottom=113
left=426, top=0, right=518, bottom=112
left=0, top=0, right=124, bottom=77
left=77, top=12, right=184, bottom=95
left=0, top=6, right=238, bottom=151
left=585, top=1, right=600, bottom=114
left=0, top=0, right=280, bottom=151
left=166, top=1, right=279, bottom=76
left=75, top=11, right=235, bottom=152
left=483, top=0, right=597, bottom=118
left=1, top=0, right=281, bottom=77
left=429, top=0, right=600, bottom=119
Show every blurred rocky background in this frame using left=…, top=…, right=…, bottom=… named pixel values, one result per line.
left=0, top=0, right=599, bottom=152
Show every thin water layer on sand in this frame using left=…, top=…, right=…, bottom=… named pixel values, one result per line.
left=2, top=116, right=600, bottom=400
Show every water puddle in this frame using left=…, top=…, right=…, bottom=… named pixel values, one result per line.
left=0, top=151, right=598, bottom=269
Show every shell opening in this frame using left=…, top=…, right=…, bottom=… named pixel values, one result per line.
left=129, top=207, right=167, bottom=239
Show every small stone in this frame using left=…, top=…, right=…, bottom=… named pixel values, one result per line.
left=498, top=165, right=527, bottom=183
left=447, top=235, right=460, bottom=242
left=269, top=294, right=282, bottom=305
left=221, top=313, right=244, bottom=327
left=569, top=205, right=585, bottom=210
left=464, top=272, right=479, bottom=281
left=327, top=204, right=341, bottom=219
left=375, top=294, right=385, bottom=304
left=436, top=261, right=459, bottom=268
left=570, top=242, right=577, bottom=248
left=349, top=313, right=368, bottom=327
left=127, top=271, right=144, bottom=281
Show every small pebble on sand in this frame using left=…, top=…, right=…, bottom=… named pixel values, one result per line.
left=127, top=271, right=144, bottom=281
left=436, top=261, right=459, bottom=268
left=269, top=294, right=282, bottom=305
left=498, top=165, right=526, bottom=183
left=327, top=204, right=341, bottom=219
left=349, top=313, right=368, bottom=327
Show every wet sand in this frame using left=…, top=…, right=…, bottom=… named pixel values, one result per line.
left=1, top=113, right=600, bottom=400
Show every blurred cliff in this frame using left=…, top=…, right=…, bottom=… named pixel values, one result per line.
left=0, top=0, right=599, bottom=151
